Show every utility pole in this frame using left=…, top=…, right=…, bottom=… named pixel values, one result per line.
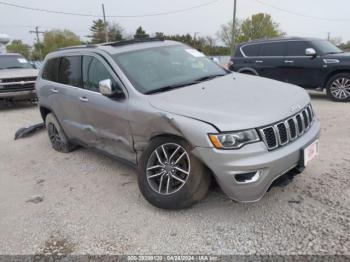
left=102, top=4, right=109, bottom=43
left=231, top=0, right=237, bottom=55
left=29, top=26, right=44, bottom=60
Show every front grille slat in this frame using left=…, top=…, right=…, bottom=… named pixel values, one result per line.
left=259, top=104, right=315, bottom=151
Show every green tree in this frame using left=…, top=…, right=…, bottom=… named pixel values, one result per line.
left=90, top=19, right=107, bottom=44
left=89, top=20, right=124, bottom=43
left=238, top=13, right=284, bottom=43
left=217, top=19, right=242, bottom=49
left=38, top=29, right=81, bottom=58
left=217, top=13, right=283, bottom=48
left=108, top=22, right=124, bottom=42
left=6, top=40, right=30, bottom=59
left=134, top=26, right=149, bottom=39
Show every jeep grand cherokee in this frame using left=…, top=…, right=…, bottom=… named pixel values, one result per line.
left=36, top=38, right=320, bottom=209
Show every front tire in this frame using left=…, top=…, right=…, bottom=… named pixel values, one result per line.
left=137, top=137, right=211, bottom=210
left=45, top=113, right=77, bottom=153
left=326, top=73, right=350, bottom=102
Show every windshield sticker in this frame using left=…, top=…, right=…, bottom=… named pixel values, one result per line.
left=185, top=49, right=205, bottom=58
left=17, top=58, right=28, bottom=63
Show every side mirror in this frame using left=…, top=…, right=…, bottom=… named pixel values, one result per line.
left=305, top=48, right=317, bottom=57
left=99, top=79, right=125, bottom=99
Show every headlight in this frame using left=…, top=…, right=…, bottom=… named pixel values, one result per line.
left=209, top=129, right=260, bottom=149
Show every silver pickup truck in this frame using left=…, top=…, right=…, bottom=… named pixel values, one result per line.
left=0, top=53, right=38, bottom=101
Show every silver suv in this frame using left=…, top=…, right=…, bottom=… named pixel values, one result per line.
left=36, top=38, right=320, bottom=209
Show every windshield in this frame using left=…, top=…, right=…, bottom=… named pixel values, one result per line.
left=113, top=45, right=228, bottom=94
left=0, top=55, right=33, bottom=70
left=311, top=40, right=343, bottom=54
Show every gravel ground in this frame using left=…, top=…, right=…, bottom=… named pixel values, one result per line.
left=0, top=91, right=349, bottom=256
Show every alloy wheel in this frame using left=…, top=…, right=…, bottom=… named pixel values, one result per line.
left=330, top=77, right=350, bottom=100
left=48, top=123, right=63, bottom=150
left=146, top=143, right=190, bottom=195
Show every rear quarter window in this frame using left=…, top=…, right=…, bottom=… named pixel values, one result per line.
left=42, top=58, right=60, bottom=82
left=242, top=44, right=260, bottom=57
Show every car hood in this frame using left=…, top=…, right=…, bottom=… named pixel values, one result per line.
left=0, top=68, right=38, bottom=79
left=148, top=73, right=310, bottom=131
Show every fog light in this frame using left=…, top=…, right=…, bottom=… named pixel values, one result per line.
left=234, top=171, right=261, bottom=184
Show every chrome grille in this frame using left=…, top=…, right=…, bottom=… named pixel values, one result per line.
left=259, top=105, right=315, bottom=151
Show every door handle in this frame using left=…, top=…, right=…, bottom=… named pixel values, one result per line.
left=255, top=60, right=264, bottom=63
left=284, top=60, right=294, bottom=63
left=51, top=88, right=58, bottom=93
left=79, top=96, right=89, bottom=102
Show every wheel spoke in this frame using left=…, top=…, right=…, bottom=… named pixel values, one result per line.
left=158, top=174, right=165, bottom=193
left=174, top=151, right=186, bottom=165
left=174, top=166, right=189, bottom=175
left=147, top=165, right=163, bottom=171
left=169, top=146, right=180, bottom=162
left=171, top=174, right=186, bottom=183
left=161, top=145, right=168, bottom=161
left=166, top=175, right=171, bottom=194
left=154, top=149, right=164, bottom=165
left=148, top=171, right=165, bottom=179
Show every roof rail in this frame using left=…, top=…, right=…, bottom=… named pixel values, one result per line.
left=102, top=37, right=165, bottom=47
left=58, top=44, right=98, bottom=51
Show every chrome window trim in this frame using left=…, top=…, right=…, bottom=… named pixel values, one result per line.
left=239, top=40, right=319, bottom=58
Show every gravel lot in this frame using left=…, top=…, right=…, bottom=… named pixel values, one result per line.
left=0, top=91, right=349, bottom=256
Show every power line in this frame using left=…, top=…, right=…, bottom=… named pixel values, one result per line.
left=0, top=0, right=220, bottom=18
left=254, top=0, right=350, bottom=22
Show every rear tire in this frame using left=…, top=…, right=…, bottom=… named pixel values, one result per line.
left=137, top=137, right=211, bottom=210
left=45, top=113, right=77, bottom=153
left=326, top=73, right=350, bottom=102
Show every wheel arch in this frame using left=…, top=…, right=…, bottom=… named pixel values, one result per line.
left=323, top=69, right=350, bottom=89
left=237, top=67, right=259, bottom=76
left=39, top=106, right=52, bottom=122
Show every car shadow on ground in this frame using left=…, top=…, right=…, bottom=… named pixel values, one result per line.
left=308, top=90, right=329, bottom=101
left=0, top=101, right=37, bottom=111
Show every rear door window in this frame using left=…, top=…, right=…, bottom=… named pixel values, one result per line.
left=242, top=44, right=260, bottom=57
left=58, top=56, right=82, bottom=87
left=260, top=42, right=287, bottom=57
left=287, top=41, right=309, bottom=56
left=42, top=58, right=60, bottom=82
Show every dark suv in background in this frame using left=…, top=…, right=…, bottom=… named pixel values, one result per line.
left=229, top=37, right=350, bottom=102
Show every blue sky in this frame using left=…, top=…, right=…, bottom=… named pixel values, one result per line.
left=0, top=0, right=349, bottom=45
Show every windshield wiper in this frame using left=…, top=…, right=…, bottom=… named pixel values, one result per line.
left=145, top=73, right=228, bottom=95
left=145, top=82, right=196, bottom=94
left=192, top=73, right=227, bottom=82
left=3, top=66, right=24, bottom=69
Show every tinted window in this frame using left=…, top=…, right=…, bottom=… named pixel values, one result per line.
left=311, top=40, right=343, bottom=54
left=287, top=41, right=309, bottom=56
left=242, top=44, right=260, bottom=57
left=0, top=55, right=33, bottom=69
left=82, top=56, right=118, bottom=92
left=42, top=58, right=59, bottom=82
left=260, top=42, right=287, bottom=57
left=58, top=56, right=82, bottom=87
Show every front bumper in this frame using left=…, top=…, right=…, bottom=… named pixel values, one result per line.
left=0, top=90, right=36, bottom=100
left=192, top=119, right=321, bottom=202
